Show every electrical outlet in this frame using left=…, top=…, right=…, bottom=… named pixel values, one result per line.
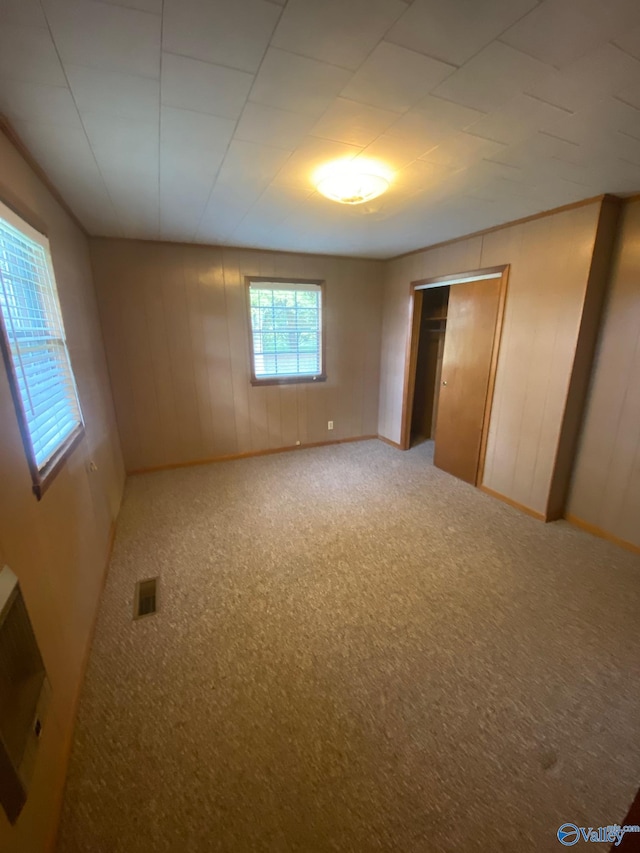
left=328, top=421, right=334, bottom=430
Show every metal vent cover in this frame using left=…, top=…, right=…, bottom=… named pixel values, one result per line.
left=134, top=578, right=158, bottom=619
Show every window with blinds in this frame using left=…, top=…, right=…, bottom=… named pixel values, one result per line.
left=248, top=279, right=325, bottom=384
left=0, top=201, right=83, bottom=498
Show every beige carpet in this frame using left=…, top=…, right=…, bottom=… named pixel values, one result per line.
left=57, top=440, right=640, bottom=852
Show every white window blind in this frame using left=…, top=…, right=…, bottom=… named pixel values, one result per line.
left=0, top=201, right=83, bottom=473
left=249, top=281, right=322, bottom=379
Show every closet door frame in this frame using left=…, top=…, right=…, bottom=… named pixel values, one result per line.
left=399, top=265, right=510, bottom=487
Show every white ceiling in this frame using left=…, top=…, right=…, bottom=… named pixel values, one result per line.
left=2, top=0, right=640, bottom=258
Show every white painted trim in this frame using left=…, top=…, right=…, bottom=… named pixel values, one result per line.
left=415, top=272, right=502, bottom=290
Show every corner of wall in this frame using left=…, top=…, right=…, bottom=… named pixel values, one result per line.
left=546, top=196, right=623, bottom=520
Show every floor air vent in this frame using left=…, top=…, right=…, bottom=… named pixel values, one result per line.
left=134, top=578, right=158, bottom=619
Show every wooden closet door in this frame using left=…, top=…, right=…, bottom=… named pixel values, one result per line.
left=433, top=278, right=501, bottom=484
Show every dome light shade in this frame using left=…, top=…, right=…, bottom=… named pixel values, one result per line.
left=315, top=160, right=390, bottom=205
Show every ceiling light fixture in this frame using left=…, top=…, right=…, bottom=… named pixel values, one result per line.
left=315, top=159, right=391, bottom=205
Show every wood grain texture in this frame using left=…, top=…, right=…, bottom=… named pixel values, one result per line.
left=565, top=514, right=640, bottom=555
left=45, top=519, right=116, bottom=851
left=478, top=485, right=546, bottom=521
left=433, top=278, right=502, bottom=485
left=479, top=204, right=604, bottom=515
left=0, top=130, right=124, bottom=852
left=400, top=287, right=423, bottom=450
left=389, top=194, right=607, bottom=261
left=378, top=202, right=606, bottom=517
left=90, top=240, right=384, bottom=472
left=567, top=198, right=640, bottom=548
left=377, top=434, right=402, bottom=449
left=476, top=268, right=509, bottom=488
left=546, top=196, right=622, bottom=520
left=127, top=435, right=378, bottom=475
left=378, top=238, right=483, bottom=446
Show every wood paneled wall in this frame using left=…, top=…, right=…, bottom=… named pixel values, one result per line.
left=567, top=198, right=640, bottom=549
left=378, top=201, right=609, bottom=517
left=90, top=239, right=383, bottom=472
left=0, top=131, right=124, bottom=852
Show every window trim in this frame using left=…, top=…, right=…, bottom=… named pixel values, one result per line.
left=245, top=276, right=327, bottom=387
left=0, top=199, right=84, bottom=501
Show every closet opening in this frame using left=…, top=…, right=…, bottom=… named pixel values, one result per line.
left=401, top=266, right=509, bottom=487
left=410, top=285, right=449, bottom=448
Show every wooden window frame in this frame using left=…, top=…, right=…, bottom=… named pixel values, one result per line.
left=0, top=199, right=84, bottom=501
left=246, top=276, right=327, bottom=387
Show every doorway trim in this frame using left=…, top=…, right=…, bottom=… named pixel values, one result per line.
left=399, top=264, right=510, bottom=486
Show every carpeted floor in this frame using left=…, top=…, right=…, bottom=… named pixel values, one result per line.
left=57, top=440, right=640, bottom=853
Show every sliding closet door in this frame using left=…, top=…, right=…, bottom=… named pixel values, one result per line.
left=433, top=278, right=501, bottom=484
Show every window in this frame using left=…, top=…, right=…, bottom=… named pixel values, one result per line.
left=0, top=200, right=83, bottom=499
left=247, top=278, right=325, bottom=385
